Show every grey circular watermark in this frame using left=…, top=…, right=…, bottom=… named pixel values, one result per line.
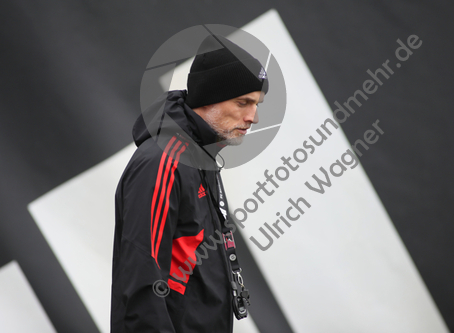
left=140, top=24, right=286, bottom=170
left=152, top=280, right=170, bottom=297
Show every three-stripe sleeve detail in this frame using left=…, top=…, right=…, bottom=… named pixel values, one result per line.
left=150, top=137, right=187, bottom=268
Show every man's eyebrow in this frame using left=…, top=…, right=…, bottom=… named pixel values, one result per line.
left=237, top=97, right=263, bottom=104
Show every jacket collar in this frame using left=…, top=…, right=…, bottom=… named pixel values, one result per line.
left=133, top=90, right=225, bottom=169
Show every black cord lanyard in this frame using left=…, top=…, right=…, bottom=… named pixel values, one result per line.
left=198, top=168, right=251, bottom=320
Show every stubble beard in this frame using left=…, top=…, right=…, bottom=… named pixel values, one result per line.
left=203, top=105, right=246, bottom=146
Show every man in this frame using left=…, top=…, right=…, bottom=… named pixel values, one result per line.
left=111, top=34, right=268, bottom=333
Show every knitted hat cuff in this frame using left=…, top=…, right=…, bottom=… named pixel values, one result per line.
left=186, top=57, right=268, bottom=109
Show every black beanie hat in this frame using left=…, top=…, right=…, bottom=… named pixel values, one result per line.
left=186, top=35, right=269, bottom=109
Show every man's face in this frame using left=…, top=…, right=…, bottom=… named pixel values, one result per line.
left=198, top=91, right=264, bottom=146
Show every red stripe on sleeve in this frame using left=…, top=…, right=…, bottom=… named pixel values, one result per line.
left=150, top=137, right=176, bottom=260
left=154, top=143, right=187, bottom=262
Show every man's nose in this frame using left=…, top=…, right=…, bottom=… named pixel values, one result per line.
left=244, top=105, right=259, bottom=124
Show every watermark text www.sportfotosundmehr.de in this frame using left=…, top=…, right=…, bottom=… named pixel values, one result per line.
left=170, top=34, right=422, bottom=284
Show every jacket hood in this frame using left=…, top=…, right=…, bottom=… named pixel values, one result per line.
left=133, top=90, right=225, bottom=170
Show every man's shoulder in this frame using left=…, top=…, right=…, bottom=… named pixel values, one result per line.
left=127, top=136, right=197, bottom=177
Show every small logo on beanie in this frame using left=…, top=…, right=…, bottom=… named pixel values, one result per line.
left=258, top=67, right=267, bottom=79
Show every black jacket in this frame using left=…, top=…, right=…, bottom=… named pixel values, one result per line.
left=111, top=90, right=235, bottom=333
